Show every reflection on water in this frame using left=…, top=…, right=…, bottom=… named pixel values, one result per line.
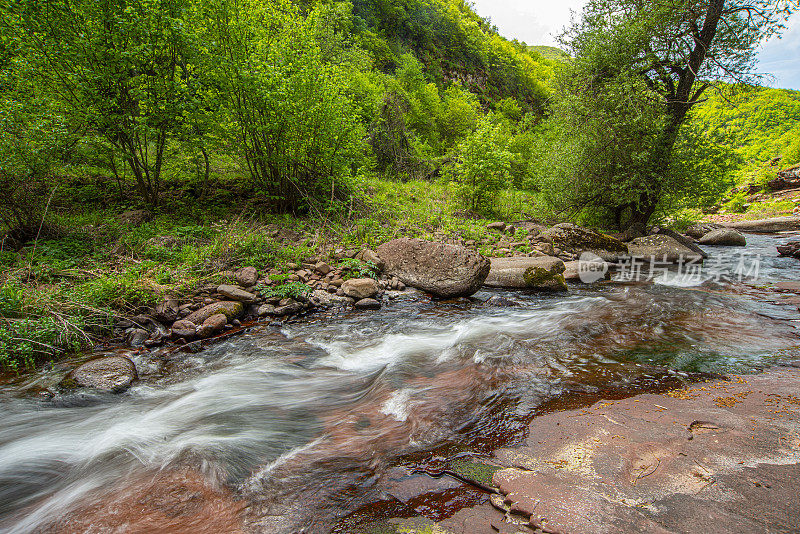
left=1, top=235, right=799, bottom=533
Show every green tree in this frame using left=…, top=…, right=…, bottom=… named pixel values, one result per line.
left=199, top=0, right=365, bottom=213
left=5, top=0, right=196, bottom=206
left=559, top=0, right=796, bottom=229
left=447, top=117, right=512, bottom=213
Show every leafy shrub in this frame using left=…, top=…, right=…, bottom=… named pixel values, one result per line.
left=337, top=258, right=378, bottom=280
left=261, top=281, right=311, bottom=300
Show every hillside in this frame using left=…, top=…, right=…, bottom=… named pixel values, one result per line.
left=692, top=85, right=800, bottom=176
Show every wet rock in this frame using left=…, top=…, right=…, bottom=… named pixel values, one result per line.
left=777, top=241, right=800, bottom=259
left=197, top=313, right=227, bottom=338
left=152, top=298, right=181, bottom=323
left=485, top=295, right=520, bottom=307
left=650, top=226, right=708, bottom=259
left=563, top=258, right=610, bottom=282
left=538, top=223, right=628, bottom=261
left=126, top=328, right=150, bottom=347
left=235, top=266, right=258, bottom=287
left=171, top=319, right=197, bottom=339
left=341, top=278, right=379, bottom=299
left=627, top=234, right=705, bottom=263
left=492, top=368, right=800, bottom=534
left=257, top=304, right=277, bottom=316
left=484, top=256, right=567, bottom=291
left=217, top=284, right=257, bottom=303
left=61, top=356, right=138, bottom=393
left=698, top=228, right=747, bottom=247
left=309, top=290, right=352, bottom=308
left=354, top=298, right=381, bottom=310
left=685, top=222, right=722, bottom=239
left=273, top=302, right=304, bottom=317
left=377, top=238, right=490, bottom=298
left=117, top=209, right=152, bottom=226
left=185, top=301, right=244, bottom=325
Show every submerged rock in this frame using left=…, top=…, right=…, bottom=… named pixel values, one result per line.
left=377, top=238, right=490, bottom=298
left=484, top=256, right=567, bottom=291
left=538, top=223, right=628, bottom=261
left=627, top=234, right=705, bottom=263
left=61, top=356, right=138, bottom=393
left=698, top=228, right=747, bottom=246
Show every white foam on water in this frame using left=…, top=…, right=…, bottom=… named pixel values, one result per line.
left=380, top=388, right=414, bottom=422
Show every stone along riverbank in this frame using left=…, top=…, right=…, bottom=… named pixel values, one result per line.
left=2, top=225, right=800, bottom=533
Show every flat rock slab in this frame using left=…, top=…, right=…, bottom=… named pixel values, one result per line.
left=485, top=256, right=567, bottom=290
left=492, top=368, right=800, bottom=534
left=627, top=234, right=705, bottom=263
left=721, top=216, right=800, bottom=232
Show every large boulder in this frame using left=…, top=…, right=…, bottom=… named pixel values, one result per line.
left=563, top=257, right=610, bottom=283
left=185, top=301, right=244, bottom=325
left=341, top=278, right=379, bottom=299
left=627, top=234, right=705, bottom=263
left=698, top=228, right=747, bottom=247
left=484, top=256, right=567, bottom=291
left=537, top=223, right=628, bottom=261
left=650, top=226, right=708, bottom=259
left=377, top=238, right=490, bottom=298
left=61, top=356, right=138, bottom=393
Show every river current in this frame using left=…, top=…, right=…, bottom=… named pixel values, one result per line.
left=1, top=234, right=799, bottom=533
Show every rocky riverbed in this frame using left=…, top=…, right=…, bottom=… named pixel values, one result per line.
left=2, top=224, right=800, bottom=533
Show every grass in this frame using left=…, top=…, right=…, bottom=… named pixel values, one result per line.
left=0, top=175, right=541, bottom=373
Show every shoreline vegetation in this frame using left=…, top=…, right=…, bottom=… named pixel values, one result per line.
left=1, top=0, right=799, bottom=376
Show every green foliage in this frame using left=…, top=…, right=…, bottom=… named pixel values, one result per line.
left=261, top=281, right=311, bottom=300
left=200, top=0, right=366, bottom=213
left=446, top=117, right=512, bottom=214
left=337, top=258, right=378, bottom=280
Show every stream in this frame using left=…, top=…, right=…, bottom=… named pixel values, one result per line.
left=2, top=234, right=800, bottom=533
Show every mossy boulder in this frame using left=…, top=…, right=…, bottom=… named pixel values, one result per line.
left=538, top=223, right=628, bottom=261
left=185, top=301, right=244, bottom=325
left=484, top=256, right=567, bottom=291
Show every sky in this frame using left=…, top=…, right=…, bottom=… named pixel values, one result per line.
left=469, top=0, right=800, bottom=90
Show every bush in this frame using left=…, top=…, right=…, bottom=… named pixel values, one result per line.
left=446, top=117, right=512, bottom=214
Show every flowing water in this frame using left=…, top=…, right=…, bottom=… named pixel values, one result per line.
left=2, top=234, right=800, bottom=533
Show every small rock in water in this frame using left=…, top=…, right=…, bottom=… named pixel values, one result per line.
left=61, top=356, right=138, bottom=393
left=354, top=298, right=381, bottom=310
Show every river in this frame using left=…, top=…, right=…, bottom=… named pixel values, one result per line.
left=1, top=234, right=799, bottom=533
